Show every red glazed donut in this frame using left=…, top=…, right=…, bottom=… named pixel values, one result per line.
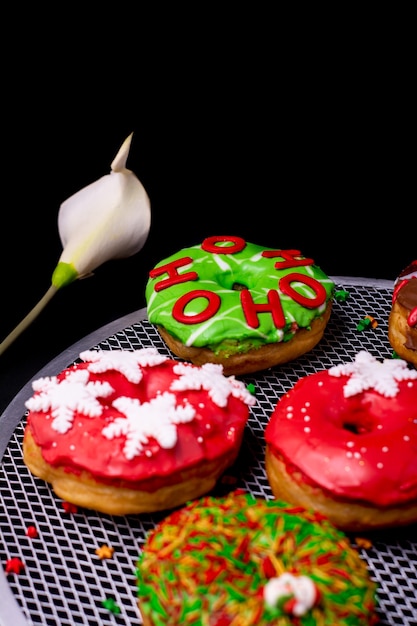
left=22, top=348, right=255, bottom=515
left=265, top=350, right=417, bottom=531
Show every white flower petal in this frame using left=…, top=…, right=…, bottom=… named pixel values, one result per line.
left=54, top=133, right=151, bottom=282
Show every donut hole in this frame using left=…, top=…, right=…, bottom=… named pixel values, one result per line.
left=342, top=414, right=373, bottom=435
left=217, top=275, right=251, bottom=291
left=231, top=282, right=248, bottom=291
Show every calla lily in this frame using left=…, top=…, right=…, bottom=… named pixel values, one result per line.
left=0, top=133, right=151, bottom=356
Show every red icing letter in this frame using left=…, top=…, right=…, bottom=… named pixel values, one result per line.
left=149, top=257, right=198, bottom=292
left=262, top=249, right=314, bottom=269
left=202, top=235, right=246, bottom=254
left=173, top=290, right=221, bottom=324
left=240, top=289, right=285, bottom=329
left=279, top=273, right=327, bottom=308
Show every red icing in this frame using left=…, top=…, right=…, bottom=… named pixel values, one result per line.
left=262, top=248, right=314, bottom=268
left=409, top=307, right=417, bottom=327
left=201, top=235, right=246, bottom=254
left=172, top=290, right=221, bottom=324
left=265, top=370, right=417, bottom=507
left=279, top=273, right=327, bottom=309
left=149, top=256, right=198, bottom=292
left=25, top=359, right=251, bottom=490
left=240, top=289, right=285, bottom=329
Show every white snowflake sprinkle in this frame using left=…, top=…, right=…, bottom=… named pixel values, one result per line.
left=171, top=361, right=256, bottom=407
left=79, top=348, right=168, bottom=384
left=102, top=392, right=196, bottom=460
left=329, top=351, right=417, bottom=397
left=25, top=370, right=114, bottom=434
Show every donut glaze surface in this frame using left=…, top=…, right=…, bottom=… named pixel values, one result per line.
left=145, top=236, right=335, bottom=356
left=265, top=351, right=417, bottom=507
left=136, top=490, right=378, bottom=625
left=23, top=348, right=255, bottom=488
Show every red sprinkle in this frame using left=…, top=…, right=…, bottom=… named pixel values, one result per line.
left=26, top=525, right=38, bottom=538
left=5, top=557, right=25, bottom=574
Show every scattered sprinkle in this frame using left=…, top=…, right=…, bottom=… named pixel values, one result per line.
left=334, top=289, right=350, bottom=302
left=356, top=315, right=377, bottom=331
left=95, top=545, right=115, bottom=560
left=101, top=597, right=121, bottom=614
left=26, top=525, right=38, bottom=539
left=62, top=501, right=78, bottom=514
left=355, top=537, right=373, bottom=549
left=5, top=557, right=25, bottom=574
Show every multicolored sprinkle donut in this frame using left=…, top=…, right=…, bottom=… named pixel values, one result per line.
left=22, top=348, right=255, bottom=515
left=388, top=260, right=417, bottom=367
left=136, top=490, right=378, bottom=625
left=145, top=236, right=335, bottom=375
left=265, top=350, right=417, bottom=531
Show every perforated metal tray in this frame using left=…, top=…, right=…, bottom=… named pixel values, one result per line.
left=1, top=277, right=416, bottom=626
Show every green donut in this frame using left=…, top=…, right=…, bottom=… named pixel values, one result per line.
left=145, top=236, right=335, bottom=357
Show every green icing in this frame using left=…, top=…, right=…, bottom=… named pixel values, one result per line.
left=136, top=491, right=378, bottom=625
left=145, top=240, right=335, bottom=355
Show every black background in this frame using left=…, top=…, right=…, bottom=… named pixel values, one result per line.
left=1, top=20, right=415, bottom=415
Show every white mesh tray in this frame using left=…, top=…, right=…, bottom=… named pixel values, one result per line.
left=1, top=277, right=416, bottom=625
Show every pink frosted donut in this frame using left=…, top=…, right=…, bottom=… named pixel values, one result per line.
left=265, top=350, right=417, bottom=531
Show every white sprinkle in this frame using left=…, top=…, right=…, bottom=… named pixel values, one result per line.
left=346, top=441, right=354, bottom=448
left=354, top=452, right=361, bottom=459
left=304, top=427, right=311, bottom=433
left=69, top=445, right=75, bottom=451
left=286, top=412, right=293, bottom=419
left=304, top=416, right=310, bottom=422
left=377, top=462, right=384, bottom=469
left=404, top=435, right=410, bottom=442
left=197, top=436, right=203, bottom=443
left=382, top=446, right=389, bottom=453
left=346, top=452, right=353, bottom=458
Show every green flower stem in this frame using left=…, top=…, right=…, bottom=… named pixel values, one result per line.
left=0, top=285, right=58, bottom=356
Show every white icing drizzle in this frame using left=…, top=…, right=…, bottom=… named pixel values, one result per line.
left=329, top=350, right=417, bottom=398
left=264, top=573, right=317, bottom=616
left=25, top=370, right=114, bottom=433
left=80, top=348, right=168, bottom=383
left=102, top=392, right=196, bottom=459
left=171, top=361, right=256, bottom=407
